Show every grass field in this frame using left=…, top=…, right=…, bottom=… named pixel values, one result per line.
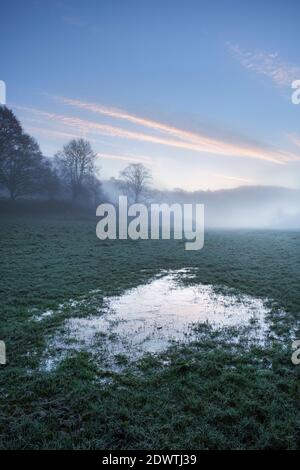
left=1, top=207, right=300, bottom=449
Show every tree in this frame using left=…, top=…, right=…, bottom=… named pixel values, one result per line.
left=55, top=138, right=97, bottom=201
left=0, top=106, right=45, bottom=199
left=40, top=159, right=61, bottom=200
left=118, top=163, right=152, bottom=203
left=86, top=173, right=103, bottom=207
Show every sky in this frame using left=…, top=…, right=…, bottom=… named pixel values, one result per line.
left=1, top=0, right=300, bottom=191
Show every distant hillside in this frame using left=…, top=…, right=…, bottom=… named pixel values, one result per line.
left=102, top=180, right=300, bottom=229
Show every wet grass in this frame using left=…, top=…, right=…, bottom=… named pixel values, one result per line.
left=1, top=209, right=300, bottom=449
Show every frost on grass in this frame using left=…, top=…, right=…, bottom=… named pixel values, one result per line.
left=39, top=269, right=275, bottom=372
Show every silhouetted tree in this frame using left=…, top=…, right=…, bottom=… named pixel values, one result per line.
left=40, top=159, right=61, bottom=200
left=86, top=173, right=103, bottom=207
left=0, top=106, right=45, bottom=199
left=119, top=163, right=152, bottom=203
left=55, top=139, right=97, bottom=201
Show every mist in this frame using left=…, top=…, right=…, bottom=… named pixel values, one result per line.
left=102, top=179, right=300, bottom=230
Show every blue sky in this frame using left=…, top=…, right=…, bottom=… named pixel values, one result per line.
left=2, top=0, right=300, bottom=190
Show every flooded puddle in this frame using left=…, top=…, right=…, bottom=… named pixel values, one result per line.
left=39, top=269, right=272, bottom=371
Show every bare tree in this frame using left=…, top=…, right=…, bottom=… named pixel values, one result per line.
left=40, top=159, right=61, bottom=200
left=118, top=163, right=152, bottom=203
left=55, top=139, right=97, bottom=201
left=85, top=173, right=103, bottom=207
left=0, top=106, right=45, bottom=199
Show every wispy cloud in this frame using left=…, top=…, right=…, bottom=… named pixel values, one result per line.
left=287, top=133, right=300, bottom=148
left=56, top=95, right=274, bottom=158
left=214, top=173, right=256, bottom=185
left=98, top=153, right=152, bottom=164
left=15, top=104, right=300, bottom=165
left=26, top=123, right=154, bottom=164
left=24, top=125, right=91, bottom=142
left=17, top=105, right=232, bottom=154
left=227, top=43, right=300, bottom=86
left=49, top=96, right=300, bottom=164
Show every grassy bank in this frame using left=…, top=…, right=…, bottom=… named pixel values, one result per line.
left=1, top=207, right=300, bottom=449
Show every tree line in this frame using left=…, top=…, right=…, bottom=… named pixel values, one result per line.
left=0, top=106, right=151, bottom=205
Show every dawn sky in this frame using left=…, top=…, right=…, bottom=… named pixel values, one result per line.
left=2, top=0, right=300, bottom=190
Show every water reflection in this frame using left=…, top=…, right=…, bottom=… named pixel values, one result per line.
left=41, top=270, right=270, bottom=370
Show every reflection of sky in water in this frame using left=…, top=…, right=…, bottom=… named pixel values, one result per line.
left=40, top=270, right=271, bottom=371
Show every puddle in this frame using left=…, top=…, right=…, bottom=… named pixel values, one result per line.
left=40, top=269, right=272, bottom=371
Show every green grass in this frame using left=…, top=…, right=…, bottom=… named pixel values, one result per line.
left=1, top=209, right=300, bottom=449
